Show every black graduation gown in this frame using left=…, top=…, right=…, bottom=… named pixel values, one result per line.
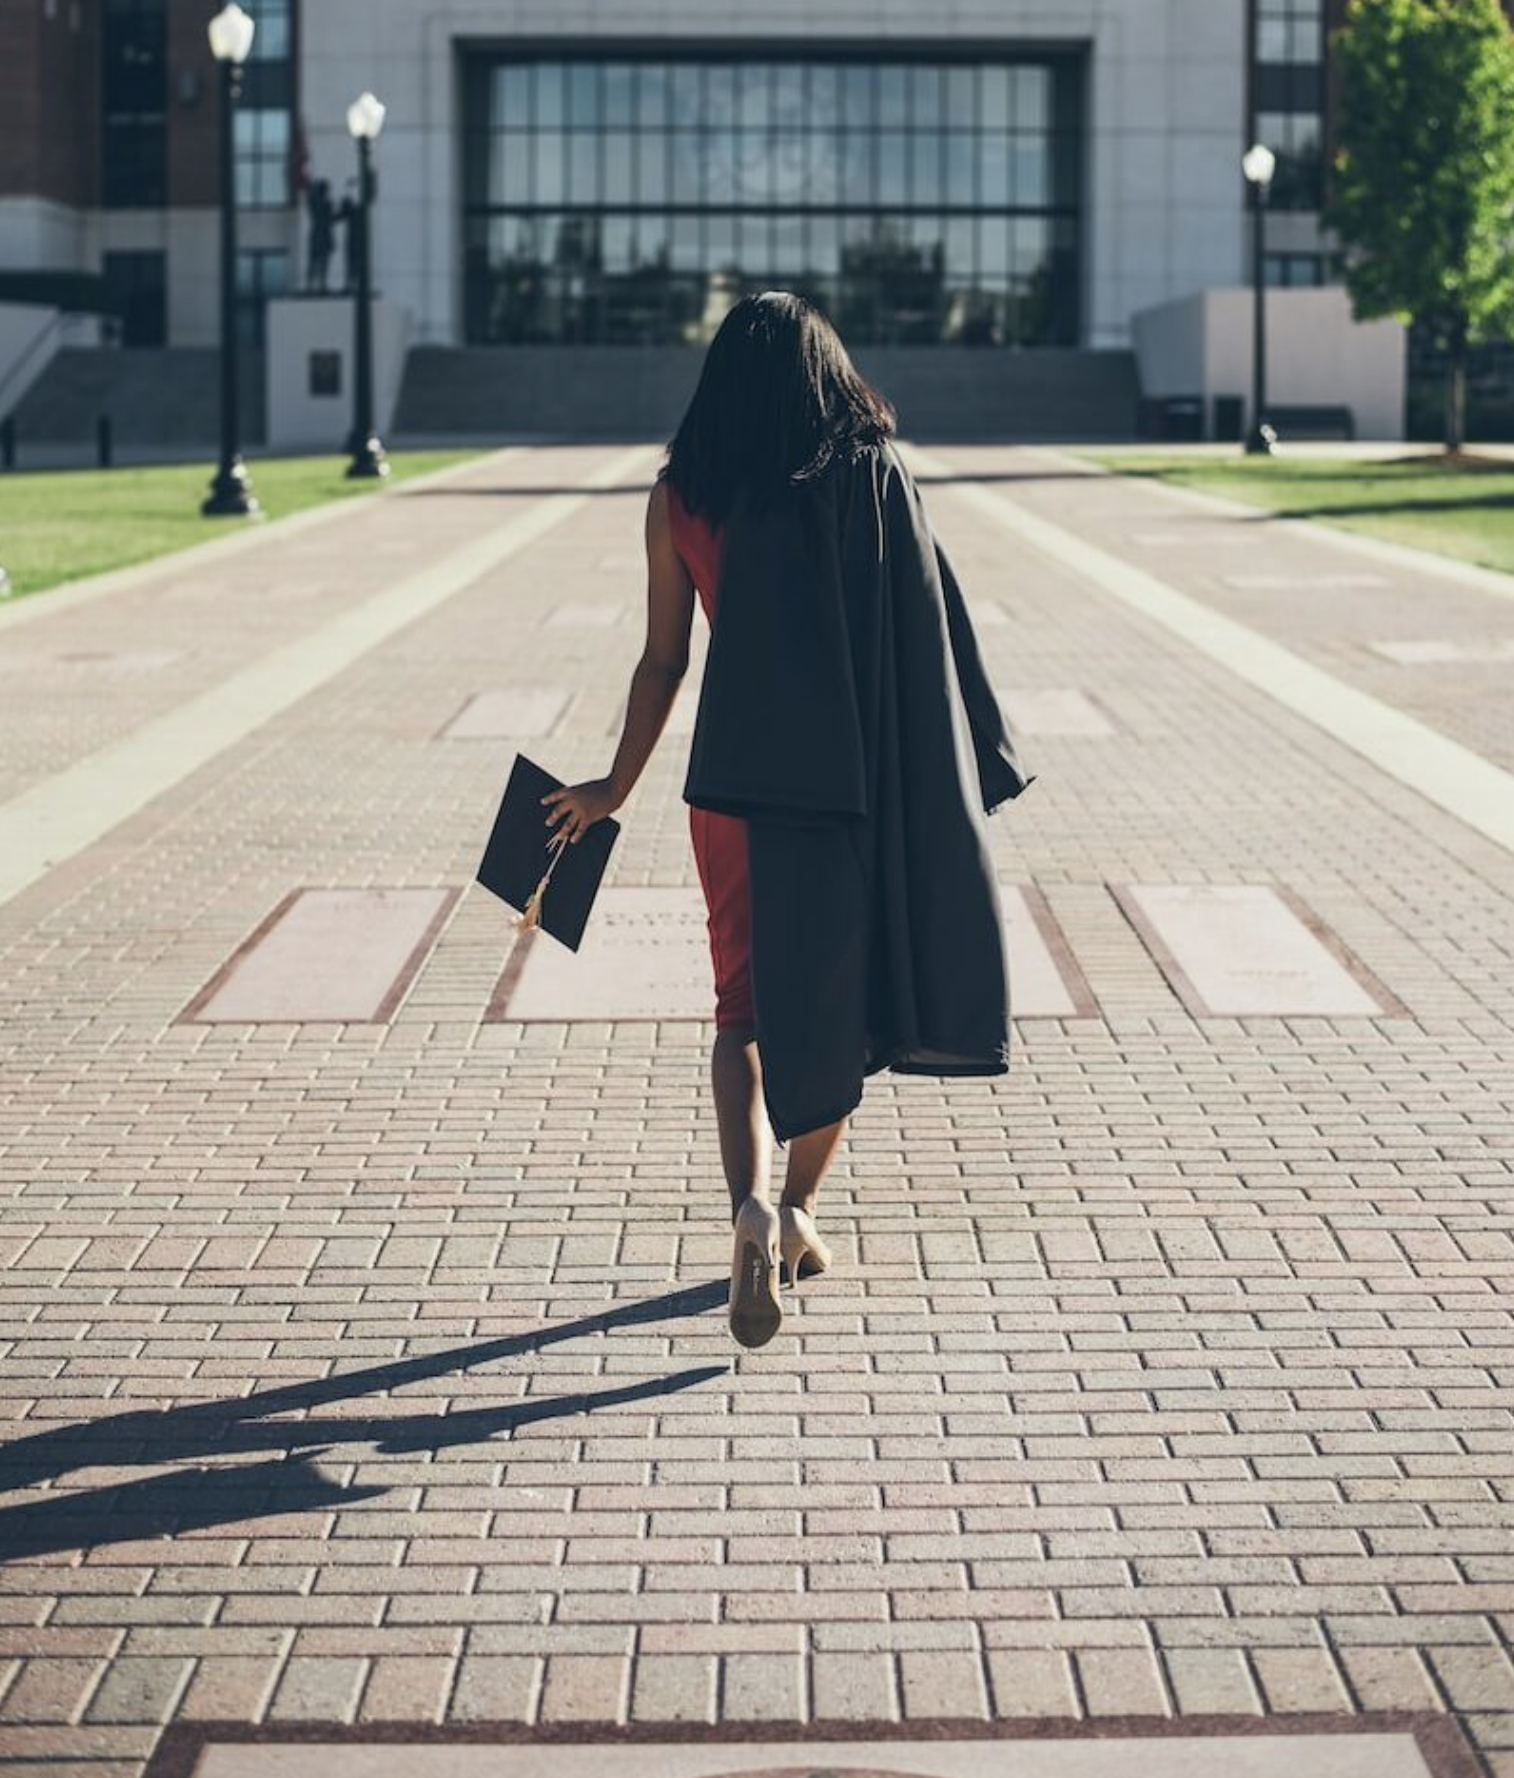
left=683, top=438, right=1035, bottom=1143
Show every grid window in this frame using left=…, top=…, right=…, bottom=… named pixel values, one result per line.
left=235, top=108, right=291, bottom=208
left=1256, top=0, right=1324, bottom=65
left=1257, top=108, right=1323, bottom=210
left=236, top=247, right=289, bottom=347
left=463, top=52, right=1082, bottom=347
left=247, top=0, right=289, bottom=63
left=234, top=0, right=294, bottom=210
left=1264, top=251, right=1326, bottom=287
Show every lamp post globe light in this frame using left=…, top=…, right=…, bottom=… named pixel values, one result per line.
left=1242, top=141, right=1278, bottom=457
left=346, top=90, right=389, bottom=479
left=203, top=2, right=259, bottom=516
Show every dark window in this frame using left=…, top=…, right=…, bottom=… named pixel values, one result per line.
left=462, top=50, right=1084, bottom=348
left=1256, top=108, right=1323, bottom=210
left=236, top=247, right=289, bottom=347
left=1264, top=251, right=1326, bottom=286
left=101, top=250, right=167, bottom=345
left=1252, top=0, right=1324, bottom=215
left=101, top=0, right=167, bottom=207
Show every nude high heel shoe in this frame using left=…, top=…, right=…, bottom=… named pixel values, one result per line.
left=779, top=1203, right=832, bottom=1285
left=729, top=1198, right=783, bottom=1349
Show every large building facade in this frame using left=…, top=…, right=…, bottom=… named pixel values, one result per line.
left=0, top=0, right=1465, bottom=439
left=2, top=1, right=1347, bottom=350
left=303, top=0, right=1256, bottom=357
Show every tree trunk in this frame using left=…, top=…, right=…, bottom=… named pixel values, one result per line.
left=1444, top=312, right=1468, bottom=454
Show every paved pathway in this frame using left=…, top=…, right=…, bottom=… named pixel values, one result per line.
left=0, top=444, right=1510, bottom=1777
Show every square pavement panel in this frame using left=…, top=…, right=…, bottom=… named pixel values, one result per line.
left=546, top=600, right=626, bottom=627
left=441, top=689, right=573, bottom=739
left=1113, top=883, right=1398, bottom=1019
left=1128, top=529, right=1227, bottom=547
left=1006, top=689, right=1115, bottom=738
left=147, top=1716, right=1482, bottom=1778
left=1369, top=637, right=1514, bottom=665
left=489, top=885, right=1093, bottom=1022
left=181, top=887, right=457, bottom=1023
left=609, top=686, right=701, bottom=737
left=1225, top=572, right=1388, bottom=590
left=490, top=887, right=716, bottom=1022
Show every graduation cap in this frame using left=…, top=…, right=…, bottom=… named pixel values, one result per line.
left=476, top=754, right=619, bottom=953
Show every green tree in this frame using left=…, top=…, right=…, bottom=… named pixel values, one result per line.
left=1328, top=0, right=1514, bottom=450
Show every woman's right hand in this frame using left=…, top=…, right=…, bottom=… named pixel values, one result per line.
left=541, top=777, right=621, bottom=845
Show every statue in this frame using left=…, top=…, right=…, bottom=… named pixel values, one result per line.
left=304, top=178, right=335, bottom=293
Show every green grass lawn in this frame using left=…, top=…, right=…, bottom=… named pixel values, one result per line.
left=0, top=451, right=478, bottom=601
left=1089, top=452, right=1514, bottom=577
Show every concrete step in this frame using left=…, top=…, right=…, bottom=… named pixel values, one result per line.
left=9, top=348, right=266, bottom=447
left=395, top=345, right=1139, bottom=442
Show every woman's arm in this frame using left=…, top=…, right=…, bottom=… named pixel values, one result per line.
left=542, top=477, right=696, bottom=843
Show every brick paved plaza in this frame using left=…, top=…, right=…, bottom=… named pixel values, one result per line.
left=0, top=443, right=1511, bottom=1777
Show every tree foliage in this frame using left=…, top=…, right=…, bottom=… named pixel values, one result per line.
left=1328, top=0, right=1514, bottom=445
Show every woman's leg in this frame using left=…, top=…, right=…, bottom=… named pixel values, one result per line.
left=712, top=1022, right=771, bottom=1223
left=779, top=1115, right=848, bottom=1217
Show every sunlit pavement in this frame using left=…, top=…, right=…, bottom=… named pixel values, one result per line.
left=0, top=442, right=1510, bottom=1777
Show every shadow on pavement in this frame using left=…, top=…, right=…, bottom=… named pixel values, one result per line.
left=0, top=1279, right=729, bottom=1561
left=1264, top=493, right=1514, bottom=520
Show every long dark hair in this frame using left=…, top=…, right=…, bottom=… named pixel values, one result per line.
left=660, top=290, right=896, bottom=528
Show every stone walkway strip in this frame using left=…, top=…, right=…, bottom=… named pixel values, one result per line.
left=0, top=445, right=656, bottom=908
left=903, top=444, right=1514, bottom=857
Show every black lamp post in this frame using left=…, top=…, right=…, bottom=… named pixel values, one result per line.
left=203, top=2, right=259, bottom=516
left=346, top=90, right=389, bottom=479
left=1242, top=141, right=1278, bottom=457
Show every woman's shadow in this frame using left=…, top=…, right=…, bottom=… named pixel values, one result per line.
left=0, top=1280, right=728, bottom=1564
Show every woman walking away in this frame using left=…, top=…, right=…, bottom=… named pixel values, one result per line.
left=542, top=292, right=1034, bottom=1350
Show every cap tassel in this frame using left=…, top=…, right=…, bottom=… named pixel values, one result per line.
left=517, top=828, right=570, bottom=932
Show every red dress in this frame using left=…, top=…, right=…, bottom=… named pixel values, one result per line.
left=666, top=480, right=755, bottom=1029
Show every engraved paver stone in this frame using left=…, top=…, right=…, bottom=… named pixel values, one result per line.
left=185, top=1727, right=1446, bottom=1778
left=492, top=887, right=714, bottom=1020
left=442, top=688, right=571, bottom=738
left=1006, top=689, right=1115, bottom=737
left=493, top=884, right=1091, bottom=1022
left=1115, top=883, right=1389, bottom=1017
left=183, top=887, right=454, bottom=1023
